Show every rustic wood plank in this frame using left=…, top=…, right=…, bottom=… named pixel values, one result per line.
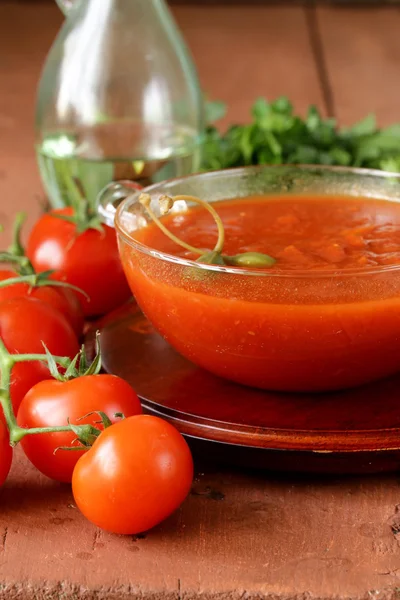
left=2, top=451, right=400, bottom=599
left=0, top=2, right=63, bottom=244
left=172, top=4, right=325, bottom=127
left=316, top=5, right=400, bottom=125
left=1, top=2, right=400, bottom=599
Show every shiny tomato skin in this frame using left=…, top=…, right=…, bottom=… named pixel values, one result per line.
left=26, top=208, right=131, bottom=317
left=10, top=363, right=50, bottom=416
left=0, top=270, right=84, bottom=338
left=0, top=420, right=12, bottom=486
left=17, top=375, right=142, bottom=483
left=0, top=269, right=28, bottom=299
left=30, top=286, right=84, bottom=338
left=72, top=415, right=193, bottom=534
left=0, top=297, right=79, bottom=412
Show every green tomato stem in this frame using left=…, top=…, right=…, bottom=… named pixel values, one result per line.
left=11, top=425, right=78, bottom=444
left=0, top=273, right=89, bottom=300
left=8, top=212, right=27, bottom=258
left=53, top=161, right=103, bottom=232
left=0, top=336, right=105, bottom=448
left=0, top=337, right=12, bottom=392
left=0, top=253, right=34, bottom=276
left=0, top=391, right=18, bottom=432
left=0, top=274, right=39, bottom=289
left=0, top=379, right=80, bottom=446
left=0, top=335, right=70, bottom=371
left=0, top=337, right=84, bottom=445
left=0, top=397, right=99, bottom=446
left=11, top=353, right=71, bottom=366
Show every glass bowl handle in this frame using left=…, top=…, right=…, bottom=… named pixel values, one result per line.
left=97, top=181, right=143, bottom=228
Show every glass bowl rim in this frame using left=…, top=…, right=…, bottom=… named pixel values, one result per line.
left=114, top=164, right=400, bottom=279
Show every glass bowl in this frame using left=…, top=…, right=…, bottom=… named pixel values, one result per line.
left=100, top=165, right=400, bottom=393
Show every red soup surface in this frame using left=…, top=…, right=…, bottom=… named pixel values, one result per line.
left=121, top=195, right=400, bottom=392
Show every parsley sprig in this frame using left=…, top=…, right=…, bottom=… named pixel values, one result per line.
left=202, top=97, right=400, bottom=173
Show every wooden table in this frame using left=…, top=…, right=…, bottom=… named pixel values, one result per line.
left=2, top=2, right=400, bottom=598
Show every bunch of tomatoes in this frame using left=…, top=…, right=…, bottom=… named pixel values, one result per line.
left=0, top=206, right=193, bottom=535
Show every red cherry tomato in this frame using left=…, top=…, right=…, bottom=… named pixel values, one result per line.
left=72, top=415, right=193, bottom=534
left=0, top=270, right=27, bottom=298
left=0, top=297, right=79, bottom=412
left=10, top=362, right=51, bottom=416
left=32, top=287, right=84, bottom=339
left=0, top=269, right=84, bottom=337
left=17, top=374, right=142, bottom=483
left=0, top=420, right=12, bottom=486
left=26, top=208, right=131, bottom=317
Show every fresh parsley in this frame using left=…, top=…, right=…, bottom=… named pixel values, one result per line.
left=202, top=97, right=400, bottom=173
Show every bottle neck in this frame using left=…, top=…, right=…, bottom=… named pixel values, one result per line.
left=57, top=0, right=164, bottom=18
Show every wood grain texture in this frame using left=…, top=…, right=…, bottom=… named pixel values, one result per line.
left=1, top=1, right=400, bottom=599
left=173, top=4, right=326, bottom=128
left=3, top=451, right=400, bottom=599
left=316, top=5, right=400, bottom=125
left=0, top=3, right=63, bottom=245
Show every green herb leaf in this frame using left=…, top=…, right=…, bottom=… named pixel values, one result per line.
left=271, top=96, right=293, bottom=115
left=201, top=96, right=400, bottom=174
left=252, top=97, right=270, bottom=122
left=344, top=113, right=376, bottom=137
left=205, top=100, right=227, bottom=125
left=380, top=156, right=400, bottom=172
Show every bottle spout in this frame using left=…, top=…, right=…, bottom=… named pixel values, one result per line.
left=97, top=181, right=143, bottom=228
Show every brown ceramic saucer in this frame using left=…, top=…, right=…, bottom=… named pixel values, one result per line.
left=85, top=301, right=400, bottom=475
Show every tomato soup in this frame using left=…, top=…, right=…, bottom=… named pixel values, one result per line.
left=120, top=194, right=400, bottom=392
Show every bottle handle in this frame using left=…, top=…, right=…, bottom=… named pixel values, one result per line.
left=97, top=181, right=143, bottom=228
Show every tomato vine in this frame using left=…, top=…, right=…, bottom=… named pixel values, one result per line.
left=0, top=336, right=103, bottom=446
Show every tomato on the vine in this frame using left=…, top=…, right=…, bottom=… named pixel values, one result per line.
left=0, top=420, right=12, bottom=486
left=17, top=374, right=142, bottom=483
left=0, top=297, right=79, bottom=411
left=72, top=415, right=193, bottom=534
left=0, top=270, right=27, bottom=298
left=0, top=269, right=84, bottom=337
left=26, top=208, right=131, bottom=317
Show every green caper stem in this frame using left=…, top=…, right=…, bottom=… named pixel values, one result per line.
left=139, top=193, right=225, bottom=256
left=171, top=195, right=225, bottom=255
left=139, top=193, right=202, bottom=255
left=138, top=192, right=276, bottom=269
